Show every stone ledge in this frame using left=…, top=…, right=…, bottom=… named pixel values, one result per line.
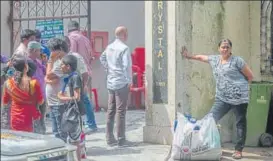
left=143, top=125, right=173, bottom=145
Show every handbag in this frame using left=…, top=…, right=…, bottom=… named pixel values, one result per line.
left=61, top=98, right=80, bottom=133
left=60, top=73, right=85, bottom=133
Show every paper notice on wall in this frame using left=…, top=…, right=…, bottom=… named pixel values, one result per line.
left=35, top=19, right=64, bottom=46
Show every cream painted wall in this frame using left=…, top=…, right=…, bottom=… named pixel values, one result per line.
left=0, top=1, right=145, bottom=110
left=90, top=1, right=145, bottom=50
left=1, top=1, right=11, bottom=56
left=90, top=1, right=145, bottom=109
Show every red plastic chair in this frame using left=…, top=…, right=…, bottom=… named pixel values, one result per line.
left=91, top=88, right=100, bottom=112
left=130, top=65, right=145, bottom=109
left=129, top=47, right=146, bottom=109
left=132, top=47, right=145, bottom=73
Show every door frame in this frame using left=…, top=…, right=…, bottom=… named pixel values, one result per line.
left=91, top=31, right=109, bottom=58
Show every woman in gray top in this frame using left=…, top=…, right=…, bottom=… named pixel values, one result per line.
left=181, top=39, right=254, bottom=159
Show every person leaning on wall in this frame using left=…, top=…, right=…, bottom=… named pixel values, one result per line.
left=181, top=39, right=254, bottom=160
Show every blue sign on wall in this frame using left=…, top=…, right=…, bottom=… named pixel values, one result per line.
left=35, top=19, right=64, bottom=45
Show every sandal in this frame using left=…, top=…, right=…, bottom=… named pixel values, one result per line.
left=232, top=151, right=242, bottom=159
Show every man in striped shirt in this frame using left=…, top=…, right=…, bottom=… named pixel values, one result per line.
left=67, top=21, right=93, bottom=77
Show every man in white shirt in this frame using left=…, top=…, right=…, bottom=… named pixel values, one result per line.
left=100, top=26, right=132, bottom=147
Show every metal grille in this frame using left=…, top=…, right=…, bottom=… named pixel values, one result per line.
left=10, top=0, right=91, bottom=55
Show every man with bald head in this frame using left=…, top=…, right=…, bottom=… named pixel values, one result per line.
left=100, top=26, right=132, bottom=147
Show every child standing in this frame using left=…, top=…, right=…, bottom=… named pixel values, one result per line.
left=57, top=54, right=85, bottom=161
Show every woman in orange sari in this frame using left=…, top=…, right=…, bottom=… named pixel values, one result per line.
left=1, top=55, right=43, bottom=132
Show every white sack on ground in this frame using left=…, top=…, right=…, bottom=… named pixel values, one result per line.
left=170, top=113, right=222, bottom=161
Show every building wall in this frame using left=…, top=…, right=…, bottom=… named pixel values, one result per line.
left=144, top=1, right=272, bottom=145
left=175, top=1, right=264, bottom=143
left=90, top=1, right=145, bottom=109
left=90, top=1, right=145, bottom=49
left=1, top=1, right=11, bottom=56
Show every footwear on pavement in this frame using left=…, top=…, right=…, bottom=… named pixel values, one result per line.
left=117, top=140, right=138, bottom=148
left=83, top=127, right=98, bottom=134
left=107, top=139, right=118, bottom=147
left=232, top=151, right=243, bottom=159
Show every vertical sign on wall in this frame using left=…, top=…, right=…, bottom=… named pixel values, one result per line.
left=152, top=1, right=168, bottom=104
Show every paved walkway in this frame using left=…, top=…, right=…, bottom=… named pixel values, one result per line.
left=84, top=110, right=170, bottom=161
left=46, top=110, right=273, bottom=161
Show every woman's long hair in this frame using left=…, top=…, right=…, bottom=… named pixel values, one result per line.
left=11, top=55, right=27, bottom=84
left=10, top=55, right=37, bottom=85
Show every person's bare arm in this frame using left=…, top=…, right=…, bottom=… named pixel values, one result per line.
left=46, top=61, right=54, bottom=75
left=58, top=88, right=81, bottom=101
left=46, top=58, right=64, bottom=81
left=88, top=39, right=95, bottom=63
left=82, top=72, right=89, bottom=90
left=45, top=60, right=57, bottom=80
left=186, top=55, right=209, bottom=63
left=45, top=76, right=60, bottom=85
left=181, top=46, right=209, bottom=63
left=241, top=64, right=254, bottom=83
left=74, top=88, right=81, bottom=100
left=45, top=71, right=59, bottom=82
left=46, top=53, right=63, bottom=79
left=46, top=72, right=59, bottom=79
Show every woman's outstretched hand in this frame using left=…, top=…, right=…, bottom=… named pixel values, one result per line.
left=180, top=46, right=190, bottom=59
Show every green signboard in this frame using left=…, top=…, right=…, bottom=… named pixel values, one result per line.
left=35, top=19, right=64, bottom=45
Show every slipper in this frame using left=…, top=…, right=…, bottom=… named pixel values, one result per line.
left=232, top=151, right=242, bottom=159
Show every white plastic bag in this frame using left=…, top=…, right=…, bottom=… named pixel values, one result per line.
left=170, top=113, right=222, bottom=160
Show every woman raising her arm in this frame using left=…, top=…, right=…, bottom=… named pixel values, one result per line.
left=181, top=39, right=254, bottom=159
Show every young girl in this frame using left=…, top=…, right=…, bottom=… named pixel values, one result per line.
left=1, top=55, right=43, bottom=132
left=57, top=54, right=85, bottom=160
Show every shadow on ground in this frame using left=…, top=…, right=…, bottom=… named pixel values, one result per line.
left=94, top=110, right=146, bottom=133
left=86, top=146, right=142, bottom=156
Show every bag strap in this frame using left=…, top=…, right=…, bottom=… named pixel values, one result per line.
left=68, top=74, right=84, bottom=127
left=68, top=75, right=81, bottom=109
left=61, top=72, right=76, bottom=93
left=66, top=73, right=80, bottom=110
left=68, top=72, right=83, bottom=98
left=29, top=80, right=38, bottom=106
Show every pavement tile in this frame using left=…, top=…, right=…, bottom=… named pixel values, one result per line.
left=45, top=110, right=273, bottom=161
